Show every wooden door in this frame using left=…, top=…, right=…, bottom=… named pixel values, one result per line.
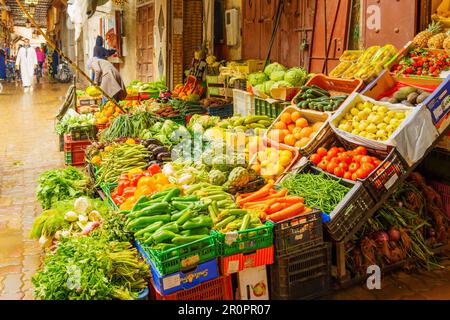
left=242, top=0, right=261, bottom=59
left=260, top=0, right=279, bottom=62
left=309, top=0, right=352, bottom=74
left=154, top=0, right=168, bottom=81
left=137, top=3, right=154, bottom=82
left=361, top=0, right=418, bottom=50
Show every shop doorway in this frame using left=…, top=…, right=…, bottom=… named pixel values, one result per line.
left=136, top=2, right=155, bottom=82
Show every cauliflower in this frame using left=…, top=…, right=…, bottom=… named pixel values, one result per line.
left=208, top=170, right=227, bottom=186
left=226, top=167, right=251, bottom=188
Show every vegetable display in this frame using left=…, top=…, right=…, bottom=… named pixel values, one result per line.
left=55, top=110, right=96, bottom=135
left=391, top=49, right=450, bottom=77
left=281, top=171, right=351, bottom=213
left=379, top=86, right=432, bottom=106
left=293, top=85, right=348, bottom=112
left=36, top=167, right=91, bottom=210
left=99, top=112, right=156, bottom=142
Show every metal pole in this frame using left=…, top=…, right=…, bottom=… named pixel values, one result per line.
left=14, top=0, right=123, bottom=110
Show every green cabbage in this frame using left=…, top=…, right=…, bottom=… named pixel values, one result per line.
left=247, top=72, right=269, bottom=86
left=269, top=71, right=286, bottom=82
left=272, top=81, right=294, bottom=89
left=255, top=84, right=265, bottom=94
left=264, top=81, right=276, bottom=94
left=264, top=62, right=286, bottom=77
left=284, top=67, right=308, bottom=86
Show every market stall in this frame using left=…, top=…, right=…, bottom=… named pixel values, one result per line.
left=34, top=29, right=450, bottom=300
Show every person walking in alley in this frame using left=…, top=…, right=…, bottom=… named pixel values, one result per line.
left=93, top=36, right=116, bottom=60
left=87, top=57, right=127, bottom=102
left=35, top=46, right=46, bottom=77
left=15, top=39, right=37, bottom=93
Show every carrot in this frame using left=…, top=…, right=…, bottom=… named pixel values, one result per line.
left=267, top=202, right=305, bottom=222
left=237, top=183, right=274, bottom=205
left=237, top=192, right=253, bottom=199
left=301, top=207, right=313, bottom=215
left=266, top=188, right=288, bottom=199
left=265, top=202, right=289, bottom=214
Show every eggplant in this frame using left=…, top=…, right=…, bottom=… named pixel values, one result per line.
left=153, top=146, right=169, bottom=155
left=148, top=154, right=156, bottom=161
left=145, top=138, right=162, bottom=146
left=157, top=152, right=172, bottom=162
left=147, top=144, right=163, bottom=152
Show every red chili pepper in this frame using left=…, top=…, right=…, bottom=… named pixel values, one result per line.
left=113, top=196, right=125, bottom=205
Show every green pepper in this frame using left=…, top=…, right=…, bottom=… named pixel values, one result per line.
left=127, top=214, right=171, bottom=232
left=171, top=196, right=200, bottom=202
left=171, top=234, right=209, bottom=245
left=134, top=221, right=164, bottom=238
left=131, top=195, right=150, bottom=212
left=162, top=187, right=181, bottom=202
left=151, top=229, right=178, bottom=244
left=170, top=207, right=191, bottom=221
left=176, top=209, right=194, bottom=226
left=150, top=187, right=174, bottom=199
left=216, top=199, right=235, bottom=208
left=215, top=215, right=236, bottom=229
left=154, top=221, right=180, bottom=234
left=185, top=183, right=207, bottom=195
left=180, top=227, right=210, bottom=236
left=182, top=215, right=213, bottom=230
left=130, top=203, right=170, bottom=219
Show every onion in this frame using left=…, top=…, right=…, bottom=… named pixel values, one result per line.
left=388, top=227, right=401, bottom=242
left=370, top=231, right=389, bottom=242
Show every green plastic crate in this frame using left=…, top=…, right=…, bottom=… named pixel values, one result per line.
left=100, top=183, right=119, bottom=210
left=145, top=234, right=218, bottom=276
left=65, top=152, right=72, bottom=165
left=254, top=98, right=289, bottom=118
left=213, top=221, right=274, bottom=256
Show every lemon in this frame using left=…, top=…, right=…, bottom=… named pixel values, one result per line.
left=376, top=129, right=387, bottom=138
left=384, top=116, right=392, bottom=124
left=395, top=112, right=406, bottom=120
left=366, top=133, right=376, bottom=140
left=389, top=118, right=399, bottom=127
left=357, top=111, right=368, bottom=121
left=356, top=102, right=365, bottom=111
left=358, top=121, right=368, bottom=131
left=344, top=113, right=353, bottom=121
left=377, top=122, right=387, bottom=130
left=351, top=129, right=360, bottom=135
left=279, top=156, right=291, bottom=166
left=386, top=124, right=395, bottom=132
left=372, top=115, right=383, bottom=124
left=350, top=108, right=359, bottom=116
left=387, top=111, right=396, bottom=118
left=367, top=123, right=377, bottom=133
left=363, top=101, right=373, bottom=109
left=280, top=150, right=293, bottom=159
left=359, top=131, right=368, bottom=137
left=363, top=107, right=372, bottom=115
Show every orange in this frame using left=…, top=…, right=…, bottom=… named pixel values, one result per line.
left=280, top=113, right=293, bottom=124
left=284, top=134, right=296, bottom=146
left=297, top=137, right=311, bottom=148
left=295, top=140, right=303, bottom=148
left=300, top=127, right=313, bottom=138
left=295, top=118, right=309, bottom=128
left=312, top=122, right=324, bottom=132
left=267, top=129, right=282, bottom=142
left=294, top=132, right=302, bottom=140
left=291, top=111, right=301, bottom=122
left=273, top=121, right=287, bottom=130
left=287, top=124, right=296, bottom=133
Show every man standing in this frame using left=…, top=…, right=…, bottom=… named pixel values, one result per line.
left=15, top=39, right=37, bottom=92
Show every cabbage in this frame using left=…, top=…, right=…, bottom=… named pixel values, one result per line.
left=264, top=81, right=276, bottom=94
left=264, top=62, right=286, bottom=76
left=269, top=71, right=286, bottom=82
left=247, top=72, right=269, bottom=86
left=284, top=67, right=308, bottom=86
left=255, top=84, right=265, bottom=94
left=272, top=81, right=294, bottom=89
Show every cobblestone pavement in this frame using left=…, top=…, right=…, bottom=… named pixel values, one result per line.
left=0, top=81, right=67, bottom=300
left=0, top=81, right=449, bottom=300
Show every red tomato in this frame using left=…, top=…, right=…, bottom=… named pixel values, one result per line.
left=341, top=153, right=353, bottom=164
left=330, top=157, right=340, bottom=165
left=338, top=162, right=349, bottom=172
left=327, top=162, right=337, bottom=174
left=353, top=155, right=364, bottom=164
left=348, top=162, right=360, bottom=173
left=351, top=173, right=358, bottom=181
left=327, top=148, right=339, bottom=158
left=360, top=156, right=374, bottom=164
left=334, top=166, right=344, bottom=177
left=355, top=146, right=367, bottom=155
left=318, top=159, right=329, bottom=170
left=317, top=147, right=328, bottom=157
left=356, top=168, right=368, bottom=179
left=324, top=155, right=334, bottom=162
left=343, top=172, right=352, bottom=180
left=362, top=162, right=375, bottom=174
left=338, top=147, right=346, bottom=153
left=310, top=153, right=322, bottom=165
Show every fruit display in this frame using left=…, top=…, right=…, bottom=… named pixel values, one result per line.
left=249, top=145, right=297, bottom=182
left=95, top=101, right=126, bottom=125
left=391, top=49, right=450, bottom=77
left=172, top=75, right=205, bottom=101
left=309, top=144, right=382, bottom=181
left=412, top=21, right=443, bottom=49
left=266, top=107, right=326, bottom=148
left=330, top=45, right=397, bottom=82
left=339, top=50, right=364, bottom=62
left=293, top=85, right=348, bottom=112
left=379, top=86, right=432, bottom=106
left=333, top=99, right=411, bottom=141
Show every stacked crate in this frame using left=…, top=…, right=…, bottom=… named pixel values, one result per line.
left=63, top=134, right=92, bottom=166
left=268, top=209, right=332, bottom=300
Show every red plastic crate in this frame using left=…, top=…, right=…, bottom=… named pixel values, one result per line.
left=63, top=134, right=92, bottom=166
left=150, top=275, right=234, bottom=300
left=219, top=246, right=274, bottom=276
left=429, top=180, right=450, bottom=219
left=96, top=123, right=109, bottom=131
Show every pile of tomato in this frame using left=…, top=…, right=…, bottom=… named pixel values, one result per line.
left=309, top=145, right=382, bottom=181
left=392, top=49, right=450, bottom=77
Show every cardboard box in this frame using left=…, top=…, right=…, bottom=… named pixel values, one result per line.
left=270, top=87, right=300, bottom=101
left=237, top=266, right=269, bottom=300
left=421, top=76, right=450, bottom=130
left=149, top=258, right=219, bottom=296
left=77, top=96, right=102, bottom=107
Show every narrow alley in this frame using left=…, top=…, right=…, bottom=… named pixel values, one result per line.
left=0, top=82, right=68, bottom=300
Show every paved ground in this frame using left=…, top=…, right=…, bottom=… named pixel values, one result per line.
left=0, top=81, right=67, bottom=300
left=0, top=80, right=449, bottom=300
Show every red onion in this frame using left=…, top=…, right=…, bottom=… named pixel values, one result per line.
left=388, top=227, right=401, bottom=242
left=370, top=231, right=389, bottom=242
